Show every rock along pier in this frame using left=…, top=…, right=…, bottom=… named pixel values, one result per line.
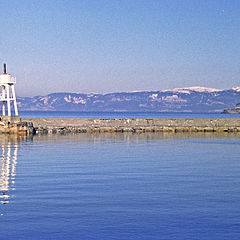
left=18, top=118, right=240, bottom=135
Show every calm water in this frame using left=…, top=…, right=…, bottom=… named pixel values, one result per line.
left=19, top=111, right=240, bottom=118
left=0, top=133, right=240, bottom=239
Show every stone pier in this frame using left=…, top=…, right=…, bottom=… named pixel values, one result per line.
left=0, top=116, right=33, bottom=135
left=22, top=118, right=240, bottom=135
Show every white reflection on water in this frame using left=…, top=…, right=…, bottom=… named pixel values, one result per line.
left=0, top=140, right=18, bottom=204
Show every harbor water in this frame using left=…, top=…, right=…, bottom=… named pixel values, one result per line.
left=19, top=111, right=240, bottom=119
left=0, top=132, right=240, bottom=239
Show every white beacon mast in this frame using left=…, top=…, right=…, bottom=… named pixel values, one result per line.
left=0, top=64, right=18, bottom=116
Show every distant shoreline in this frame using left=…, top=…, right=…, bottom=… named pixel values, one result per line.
left=16, top=87, right=240, bottom=113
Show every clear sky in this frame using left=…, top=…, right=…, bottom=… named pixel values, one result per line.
left=0, top=0, right=240, bottom=96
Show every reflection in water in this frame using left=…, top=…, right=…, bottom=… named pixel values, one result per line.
left=0, top=131, right=238, bottom=205
left=33, top=131, right=240, bottom=142
left=0, top=138, right=19, bottom=204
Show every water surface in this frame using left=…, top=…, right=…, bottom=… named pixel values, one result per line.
left=1, top=133, right=240, bottom=239
left=19, top=111, right=240, bottom=119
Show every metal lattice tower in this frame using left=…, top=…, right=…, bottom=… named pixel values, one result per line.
left=0, top=64, right=18, bottom=116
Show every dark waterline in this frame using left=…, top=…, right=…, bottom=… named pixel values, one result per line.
left=19, top=110, right=240, bottom=118
left=0, top=133, right=240, bottom=240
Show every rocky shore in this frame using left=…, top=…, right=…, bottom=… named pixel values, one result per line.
left=22, top=118, right=240, bottom=135
left=0, top=116, right=33, bottom=135
left=222, top=103, right=240, bottom=114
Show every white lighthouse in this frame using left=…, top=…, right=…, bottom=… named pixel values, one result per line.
left=0, top=64, right=18, bottom=117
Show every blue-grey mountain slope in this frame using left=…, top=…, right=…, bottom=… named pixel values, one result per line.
left=17, top=86, right=240, bottom=112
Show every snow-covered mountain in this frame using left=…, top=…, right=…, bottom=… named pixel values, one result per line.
left=17, top=86, right=240, bottom=112
left=161, top=86, right=222, bottom=94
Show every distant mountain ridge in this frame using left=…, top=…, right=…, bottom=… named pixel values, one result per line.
left=17, top=86, right=240, bottom=112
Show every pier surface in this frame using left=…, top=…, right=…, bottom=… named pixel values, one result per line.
left=22, top=118, right=240, bottom=134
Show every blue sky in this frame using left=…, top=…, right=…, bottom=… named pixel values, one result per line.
left=0, top=0, right=240, bottom=96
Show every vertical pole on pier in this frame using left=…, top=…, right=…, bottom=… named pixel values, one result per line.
left=3, top=64, right=6, bottom=74
left=11, top=85, right=18, bottom=116
left=6, top=85, right=11, bottom=116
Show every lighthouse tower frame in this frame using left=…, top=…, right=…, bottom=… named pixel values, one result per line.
left=0, top=64, right=18, bottom=117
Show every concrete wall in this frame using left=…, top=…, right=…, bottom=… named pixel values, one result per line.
left=22, top=118, right=240, bottom=134
left=0, top=121, right=32, bottom=134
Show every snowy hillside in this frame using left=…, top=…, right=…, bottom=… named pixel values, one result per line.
left=17, top=86, right=240, bottom=112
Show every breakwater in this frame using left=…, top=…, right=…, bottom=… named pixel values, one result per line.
left=0, top=116, right=33, bottom=135
left=22, top=118, right=240, bottom=134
